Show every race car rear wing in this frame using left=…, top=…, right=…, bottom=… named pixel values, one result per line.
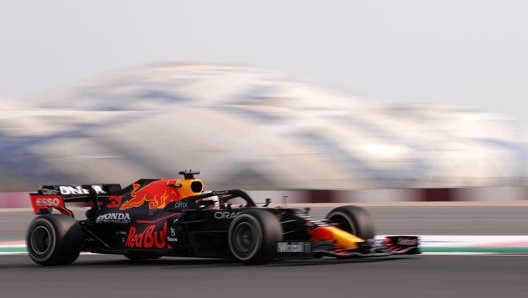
left=29, top=184, right=122, bottom=216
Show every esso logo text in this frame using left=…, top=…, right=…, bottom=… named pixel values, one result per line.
left=35, top=197, right=61, bottom=207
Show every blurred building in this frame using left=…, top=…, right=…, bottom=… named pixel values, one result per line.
left=0, top=63, right=526, bottom=192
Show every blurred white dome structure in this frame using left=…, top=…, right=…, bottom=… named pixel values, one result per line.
left=0, top=63, right=526, bottom=191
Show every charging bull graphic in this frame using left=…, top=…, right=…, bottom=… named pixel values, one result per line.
left=120, top=180, right=181, bottom=210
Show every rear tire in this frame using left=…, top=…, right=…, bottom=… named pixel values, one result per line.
left=228, top=209, right=282, bottom=264
left=326, top=205, right=375, bottom=240
left=26, top=214, right=82, bottom=266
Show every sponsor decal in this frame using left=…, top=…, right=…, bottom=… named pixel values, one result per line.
left=105, top=195, right=123, bottom=208
left=30, top=194, right=66, bottom=214
left=167, top=227, right=178, bottom=242
left=59, top=185, right=106, bottom=195
left=277, top=242, right=311, bottom=253
left=95, top=213, right=131, bottom=224
left=172, top=201, right=188, bottom=209
left=397, top=237, right=418, bottom=246
left=125, top=223, right=167, bottom=249
left=213, top=211, right=239, bottom=219
left=120, top=181, right=180, bottom=210
left=35, top=196, right=62, bottom=207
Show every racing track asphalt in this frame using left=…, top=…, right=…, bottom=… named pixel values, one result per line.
left=1, top=254, right=528, bottom=298
left=2, top=204, right=528, bottom=298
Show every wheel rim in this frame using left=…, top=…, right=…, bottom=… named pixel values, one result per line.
left=30, top=225, right=52, bottom=256
left=231, top=222, right=258, bottom=259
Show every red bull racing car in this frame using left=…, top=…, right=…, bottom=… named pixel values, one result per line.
left=26, top=170, right=420, bottom=266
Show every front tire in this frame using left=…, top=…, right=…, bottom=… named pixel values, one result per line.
left=26, top=214, right=82, bottom=266
left=228, top=209, right=282, bottom=264
left=326, top=205, right=375, bottom=240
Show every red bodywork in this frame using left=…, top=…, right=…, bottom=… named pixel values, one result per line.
left=30, top=194, right=72, bottom=216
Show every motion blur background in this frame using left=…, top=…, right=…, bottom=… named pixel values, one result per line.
left=1, top=0, right=527, bottom=206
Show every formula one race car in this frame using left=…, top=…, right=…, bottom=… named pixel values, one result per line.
left=26, top=170, right=420, bottom=266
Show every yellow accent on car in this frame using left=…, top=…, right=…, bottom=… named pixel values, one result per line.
left=328, top=226, right=365, bottom=250
left=173, top=178, right=204, bottom=198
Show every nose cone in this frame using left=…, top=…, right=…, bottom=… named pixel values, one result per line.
left=310, top=226, right=364, bottom=250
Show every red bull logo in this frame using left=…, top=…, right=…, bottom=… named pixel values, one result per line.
left=125, top=223, right=167, bottom=249
left=119, top=180, right=181, bottom=210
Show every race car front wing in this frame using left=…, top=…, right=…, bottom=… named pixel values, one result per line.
left=276, top=236, right=420, bottom=259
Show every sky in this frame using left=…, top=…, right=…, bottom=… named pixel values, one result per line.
left=1, top=0, right=527, bottom=123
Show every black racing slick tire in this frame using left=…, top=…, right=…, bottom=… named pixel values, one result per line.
left=326, top=205, right=376, bottom=240
left=26, top=214, right=82, bottom=266
left=228, top=209, right=283, bottom=265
